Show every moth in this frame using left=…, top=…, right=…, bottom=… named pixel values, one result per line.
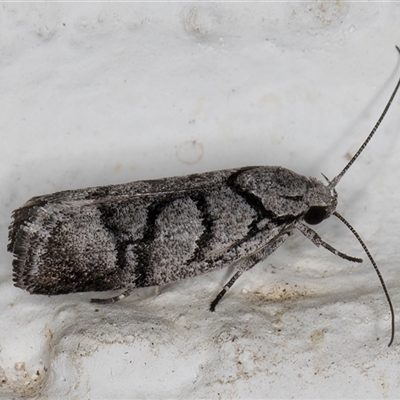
left=8, top=48, right=400, bottom=346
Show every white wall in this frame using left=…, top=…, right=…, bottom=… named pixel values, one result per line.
left=1, top=3, right=400, bottom=398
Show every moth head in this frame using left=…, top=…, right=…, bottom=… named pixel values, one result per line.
left=304, top=177, right=337, bottom=225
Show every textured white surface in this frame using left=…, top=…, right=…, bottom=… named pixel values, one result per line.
left=1, top=3, right=400, bottom=399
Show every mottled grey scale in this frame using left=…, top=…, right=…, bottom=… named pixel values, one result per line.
left=236, top=167, right=311, bottom=217
left=147, top=197, right=205, bottom=285
left=122, top=243, right=140, bottom=285
left=19, top=205, right=120, bottom=294
left=125, top=244, right=139, bottom=267
left=46, top=208, right=115, bottom=271
left=98, top=199, right=148, bottom=242
left=200, top=186, right=257, bottom=254
left=81, top=169, right=235, bottom=200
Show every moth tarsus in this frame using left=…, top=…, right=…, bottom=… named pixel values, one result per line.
left=8, top=47, right=400, bottom=347
left=91, top=290, right=131, bottom=304
left=210, top=271, right=243, bottom=312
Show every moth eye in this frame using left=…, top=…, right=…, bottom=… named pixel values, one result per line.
left=304, top=206, right=328, bottom=225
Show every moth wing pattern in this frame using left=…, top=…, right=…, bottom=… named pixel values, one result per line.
left=9, top=166, right=311, bottom=300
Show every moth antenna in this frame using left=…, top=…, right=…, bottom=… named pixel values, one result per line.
left=333, top=211, right=395, bottom=347
left=329, top=46, right=400, bottom=189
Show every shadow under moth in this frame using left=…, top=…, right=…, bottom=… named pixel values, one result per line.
left=8, top=48, right=400, bottom=346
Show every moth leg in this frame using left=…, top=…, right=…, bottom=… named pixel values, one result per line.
left=210, top=232, right=292, bottom=312
left=296, top=222, right=362, bottom=263
left=210, top=271, right=242, bottom=312
left=91, top=288, right=132, bottom=304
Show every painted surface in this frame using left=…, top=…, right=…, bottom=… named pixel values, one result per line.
left=1, top=3, right=400, bottom=398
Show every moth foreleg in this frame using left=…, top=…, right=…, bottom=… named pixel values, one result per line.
left=210, top=271, right=242, bottom=312
left=296, top=222, right=362, bottom=263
